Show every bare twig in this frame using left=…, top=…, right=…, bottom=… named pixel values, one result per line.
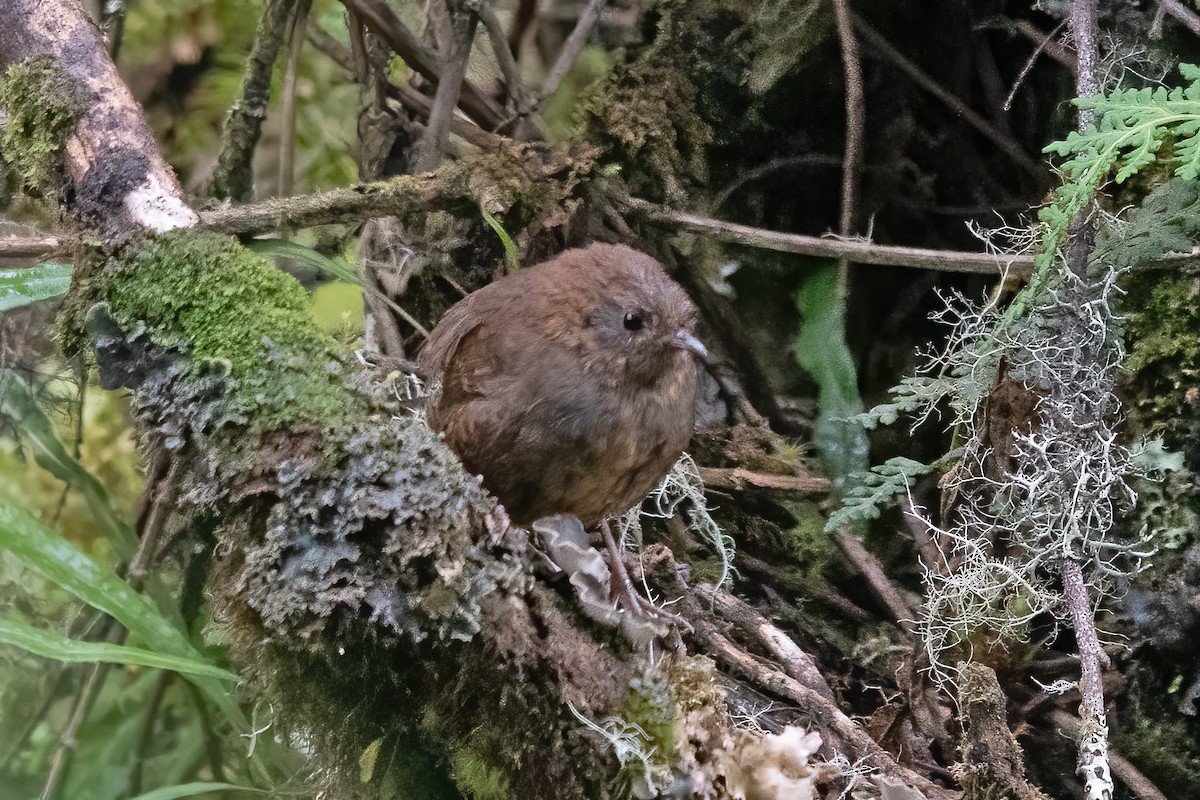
left=277, top=0, right=312, bottom=198
left=1157, top=0, right=1200, bottom=37
left=831, top=0, right=864, bottom=243
left=1014, top=20, right=1078, bottom=72
left=209, top=0, right=296, bottom=201
left=853, top=16, right=1045, bottom=178
left=1004, top=21, right=1067, bottom=112
left=39, top=622, right=122, bottom=800
left=342, top=0, right=505, bottom=131
left=415, top=0, right=479, bottom=171
left=696, top=466, right=830, bottom=495
left=694, top=583, right=835, bottom=701
left=541, top=0, right=609, bottom=100
left=306, top=24, right=506, bottom=150
left=626, top=199, right=1037, bottom=275
left=831, top=0, right=864, bottom=310
left=834, top=527, right=918, bottom=634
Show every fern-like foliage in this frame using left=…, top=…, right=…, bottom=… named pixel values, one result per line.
left=825, top=455, right=943, bottom=532
left=1038, top=63, right=1200, bottom=275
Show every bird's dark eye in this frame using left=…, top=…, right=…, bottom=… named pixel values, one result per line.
left=623, top=311, right=644, bottom=331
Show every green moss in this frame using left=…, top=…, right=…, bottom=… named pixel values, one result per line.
left=449, top=747, right=510, bottom=800
left=783, top=500, right=834, bottom=584
left=0, top=55, right=84, bottom=196
left=87, top=230, right=358, bottom=432
left=1115, top=717, right=1200, bottom=797
left=1123, top=273, right=1200, bottom=440
left=623, top=667, right=677, bottom=766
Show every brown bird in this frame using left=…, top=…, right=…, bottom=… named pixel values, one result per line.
left=420, top=243, right=707, bottom=532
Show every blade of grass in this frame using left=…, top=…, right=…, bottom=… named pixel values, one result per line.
left=0, top=262, right=73, bottom=312
left=0, top=505, right=246, bottom=727
left=0, top=618, right=235, bottom=681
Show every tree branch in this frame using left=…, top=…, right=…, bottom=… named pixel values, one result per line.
left=208, top=0, right=296, bottom=201
left=0, top=0, right=198, bottom=237
left=853, top=16, right=1045, bottom=178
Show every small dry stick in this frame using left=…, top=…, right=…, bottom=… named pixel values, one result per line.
left=277, top=0, right=312, bottom=198
left=1004, top=20, right=1067, bottom=112
left=1157, top=0, right=1200, bottom=36
left=541, top=0, right=609, bottom=100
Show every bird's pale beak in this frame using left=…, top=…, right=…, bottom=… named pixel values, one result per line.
left=672, top=329, right=709, bottom=361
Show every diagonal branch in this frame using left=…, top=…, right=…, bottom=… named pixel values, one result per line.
left=342, top=0, right=505, bottom=132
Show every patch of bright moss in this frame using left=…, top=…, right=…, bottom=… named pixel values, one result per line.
left=0, top=55, right=84, bottom=196
left=449, top=747, right=510, bottom=800
left=624, top=667, right=677, bottom=765
left=98, top=230, right=359, bottom=432
left=784, top=500, right=834, bottom=584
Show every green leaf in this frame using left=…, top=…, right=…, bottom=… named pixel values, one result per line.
left=0, top=617, right=235, bottom=681
left=0, top=261, right=72, bottom=312
left=794, top=263, right=869, bottom=490
left=127, top=782, right=264, bottom=800
left=0, top=370, right=136, bottom=555
left=0, top=504, right=242, bottom=723
left=825, top=456, right=935, bottom=532
left=480, top=205, right=521, bottom=273
left=246, top=238, right=359, bottom=285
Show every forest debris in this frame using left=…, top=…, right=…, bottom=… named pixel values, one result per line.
left=723, top=726, right=828, bottom=800
left=953, top=661, right=1049, bottom=800
left=698, top=466, right=830, bottom=495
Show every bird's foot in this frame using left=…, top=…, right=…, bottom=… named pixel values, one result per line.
left=599, top=518, right=693, bottom=634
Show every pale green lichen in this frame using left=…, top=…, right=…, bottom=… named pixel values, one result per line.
left=0, top=55, right=84, bottom=197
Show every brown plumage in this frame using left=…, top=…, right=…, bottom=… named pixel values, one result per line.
left=419, top=243, right=706, bottom=527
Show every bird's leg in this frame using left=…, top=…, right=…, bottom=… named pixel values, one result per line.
left=599, top=518, right=694, bottom=633
left=600, top=517, right=647, bottom=617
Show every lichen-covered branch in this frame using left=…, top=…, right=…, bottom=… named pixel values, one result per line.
left=0, top=0, right=197, bottom=237
left=207, top=0, right=296, bottom=202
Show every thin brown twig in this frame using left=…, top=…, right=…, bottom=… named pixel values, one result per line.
left=853, top=15, right=1045, bottom=177
left=469, top=0, right=531, bottom=115
left=1157, top=0, right=1200, bottom=36
left=278, top=0, right=312, bottom=198
left=541, top=0, right=609, bottom=100
left=627, top=199, right=1037, bottom=275
left=306, top=24, right=506, bottom=150
left=834, top=526, right=918, bottom=634
left=39, top=622, right=122, bottom=800
left=694, top=583, right=835, bottom=701
left=414, top=0, right=479, bottom=172
left=831, top=0, right=863, bottom=243
left=1004, top=20, right=1067, bottom=112
left=342, top=0, right=505, bottom=131
left=1014, top=20, right=1078, bottom=72
left=831, top=0, right=864, bottom=315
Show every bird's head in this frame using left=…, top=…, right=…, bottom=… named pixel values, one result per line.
left=568, top=244, right=708, bottom=385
